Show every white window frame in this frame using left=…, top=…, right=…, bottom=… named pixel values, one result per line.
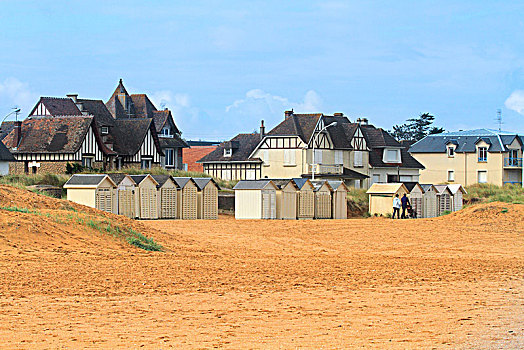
left=335, top=150, right=343, bottom=165
left=224, top=148, right=232, bottom=157
left=161, top=127, right=173, bottom=137
left=478, top=147, right=488, bottom=162
left=165, top=148, right=174, bottom=167
left=447, top=170, right=455, bottom=182
left=477, top=170, right=487, bottom=183
left=353, top=150, right=363, bottom=167
left=447, top=146, right=455, bottom=158
left=101, top=126, right=109, bottom=135
left=384, top=148, right=401, bottom=163
left=141, top=159, right=152, bottom=170
left=82, top=156, right=94, bottom=168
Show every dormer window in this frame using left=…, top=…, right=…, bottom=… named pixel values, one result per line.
left=101, top=126, right=109, bottom=135
left=161, top=127, right=173, bottom=138
left=478, top=147, right=487, bottom=162
left=447, top=146, right=455, bottom=157
left=224, top=148, right=232, bottom=157
left=384, top=148, right=401, bottom=163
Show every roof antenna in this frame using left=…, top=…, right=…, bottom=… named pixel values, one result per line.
left=496, top=109, right=502, bottom=133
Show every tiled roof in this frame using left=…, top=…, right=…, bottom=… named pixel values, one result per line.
left=198, top=133, right=263, bottom=163
left=30, top=97, right=83, bottom=116
left=77, top=98, right=115, bottom=127
left=111, top=119, right=163, bottom=156
left=0, top=121, right=15, bottom=141
left=267, top=113, right=322, bottom=142
left=360, top=124, right=401, bottom=148
left=368, top=147, right=424, bottom=169
left=0, top=139, right=15, bottom=161
left=183, top=146, right=217, bottom=172
left=131, top=94, right=156, bottom=118
left=409, top=130, right=524, bottom=153
left=159, top=136, right=188, bottom=149
left=3, top=116, right=94, bottom=153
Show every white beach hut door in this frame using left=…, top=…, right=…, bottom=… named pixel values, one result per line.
left=96, top=188, right=113, bottom=213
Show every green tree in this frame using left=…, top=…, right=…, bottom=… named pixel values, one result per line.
left=390, top=113, right=444, bottom=141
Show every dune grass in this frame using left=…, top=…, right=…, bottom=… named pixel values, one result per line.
left=465, top=183, right=524, bottom=204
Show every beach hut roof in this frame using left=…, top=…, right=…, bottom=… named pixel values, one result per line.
left=366, top=183, right=408, bottom=194
left=447, top=184, right=467, bottom=194
left=193, top=177, right=220, bottom=191
left=64, top=174, right=116, bottom=188
left=233, top=180, right=277, bottom=190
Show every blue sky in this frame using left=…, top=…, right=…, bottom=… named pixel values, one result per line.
left=1, top=1, right=524, bottom=140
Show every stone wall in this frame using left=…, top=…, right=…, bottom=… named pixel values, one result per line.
left=10, top=161, right=76, bottom=175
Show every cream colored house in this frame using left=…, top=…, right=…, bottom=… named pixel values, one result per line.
left=199, top=111, right=423, bottom=188
left=409, top=129, right=524, bottom=187
left=64, top=174, right=117, bottom=213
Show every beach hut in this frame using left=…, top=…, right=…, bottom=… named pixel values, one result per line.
left=420, top=184, right=438, bottom=218
left=271, top=179, right=298, bottom=220
left=172, top=177, right=198, bottom=220
left=233, top=180, right=278, bottom=219
left=193, top=178, right=220, bottom=220
left=64, top=174, right=117, bottom=213
left=328, top=180, right=349, bottom=219
left=404, top=182, right=424, bottom=219
left=151, top=175, right=179, bottom=219
left=366, top=183, right=409, bottom=216
left=107, top=173, right=137, bottom=218
left=447, top=184, right=467, bottom=212
left=311, top=180, right=333, bottom=219
left=434, top=184, right=452, bottom=216
left=129, top=175, right=159, bottom=219
left=292, top=178, right=316, bottom=220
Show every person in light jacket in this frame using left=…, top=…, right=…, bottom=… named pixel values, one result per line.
left=392, top=194, right=401, bottom=219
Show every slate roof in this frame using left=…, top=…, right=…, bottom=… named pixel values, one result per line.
left=267, top=113, right=322, bottom=142
left=0, top=139, right=15, bottom=161
left=233, top=180, right=275, bottom=190
left=193, top=177, right=220, bottom=190
left=0, top=121, right=15, bottom=141
left=292, top=178, right=313, bottom=190
left=159, top=136, right=189, bottom=149
left=268, top=179, right=298, bottom=190
left=326, top=180, right=347, bottom=191
left=360, top=124, right=401, bottom=148
left=30, top=97, right=83, bottom=116
left=409, top=129, right=524, bottom=153
left=130, top=94, right=156, bottom=119
left=151, top=174, right=175, bottom=188
left=111, top=119, right=163, bottom=156
left=434, top=184, right=451, bottom=194
left=198, top=133, right=263, bottom=163
left=402, top=182, right=419, bottom=192
left=301, top=167, right=369, bottom=179
left=420, top=184, right=435, bottom=193
left=64, top=174, right=112, bottom=187
left=368, top=147, right=425, bottom=169
left=172, top=177, right=194, bottom=188
left=129, top=174, right=159, bottom=185
left=107, top=173, right=133, bottom=186
left=77, top=98, right=116, bottom=127
left=2, top=116, right=108, bottom=154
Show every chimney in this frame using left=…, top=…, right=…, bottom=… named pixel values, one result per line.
left=14, top=121, right=22, bottom=147
left=285, top=109, right=294, bottom=119
left=357, top=118, right=362, bottom=124
left=76, top=101, right=84, bottom=112
left=362, top=118, right=368, bottom=125
left=66, top=94, right=78, bottom=103
left=333, top=112, right=343, bottom=117
left=260, top=120, right=265, bottom=139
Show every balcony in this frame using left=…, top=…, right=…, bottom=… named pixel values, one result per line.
left=310, top=164, right=343, bottom=175
left=504, top=157, right=523, bottom=168
left=503, top=181, right=522, bottom=186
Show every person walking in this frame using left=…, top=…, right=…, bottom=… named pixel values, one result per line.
left=401, top=193, right=410, bottom=219
left=392, top=194, right=401, bottom=219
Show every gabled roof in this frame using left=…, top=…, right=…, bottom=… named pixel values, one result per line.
left=268, top=179, right=299, bottom=190
left=434, top=184, right=452, bottom=195
left=409, top=129, right=524, bottom=154
left=131, top=94, right=156, bottom=119
left=151, top=174, right=176, bottom=188
left=193, top=177, right=220, bottom=190
left=267, top=113, right=322, bottom=142
left=402, top=182, right=420, bottom=192
left=233, top=180, right=277, bottom=190
left=420, top=184, right=436, bottom=193
left=327, top=180, right=349, bottom=191
left=107, top=173, right=135, bottom=186
left=3, top=116, right=114, bottom=155
left=0, top=139, right=15, bottom=161
left=447, top=184, right=467, bottom=195
left=366, top=183, right=408, bottom=194
left=111, top=118, right=163, bottom=156
left=129, top=174, right=159, bottom=186
left=172, top=177, right=196, bottom=188
left=30, top=97, right=83, bottom=116
left=77, top=98, right=115, bottom=127
left=0, top=121, right=15, bottom=141
left=360, top=124, right=401, bottom=148
left=311, top=180, right=333, bottom=192
left=292, top=178, right=315, bottom=190
left=198, top=133, right=263, bottom=163
left=64, top=174, right=116, bottom=188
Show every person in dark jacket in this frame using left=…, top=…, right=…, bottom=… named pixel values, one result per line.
left=401, top=193, right=410, bottom=219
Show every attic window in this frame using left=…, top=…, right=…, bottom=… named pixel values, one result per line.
left=478, top=147, right=487, bottom=162
left=384, top=149, right=401, bottom=163
left=224, top=148, right=232, bottom=157
left=161, top=127, right=173, bottom=137
left=101, top=126, right=109, bottom=135
left=447, top=146, right=455, bottom=157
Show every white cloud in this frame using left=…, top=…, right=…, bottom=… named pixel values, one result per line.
left=505, top=90, right=524, bottom=114
left=226, top=88, right=322, bottom=114
left=0, top=78, right=37, bottom=118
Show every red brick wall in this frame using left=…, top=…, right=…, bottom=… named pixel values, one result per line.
left=183, top=146, right=217, bottom=172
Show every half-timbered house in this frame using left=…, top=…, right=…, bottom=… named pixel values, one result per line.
left=198, top=110, right=423, bottom=188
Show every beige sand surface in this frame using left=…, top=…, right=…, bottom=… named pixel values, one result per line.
left=0, top=185, right=522, bottom=348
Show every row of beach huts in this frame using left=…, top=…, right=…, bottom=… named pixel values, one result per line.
left=367, top=182, right=466, bottom=218
left=64, top=174, right=220, bottom=219
left=233, top=179, right=349, bottom=220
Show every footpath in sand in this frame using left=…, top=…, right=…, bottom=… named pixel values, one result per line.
left=0, top=185, right=523, bottom=348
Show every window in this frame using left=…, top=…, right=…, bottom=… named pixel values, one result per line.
left=101, top=126, right=109, bottom=135
left=335, top=150, right=343, bottom=165
left=165, top=149, right=174, bottom=167
left=284, top=149, right=296, bottom=166
left=399, top=175, right=412, bottom=182
left=314, top=149, right=323, bottom=164
left=82, top=156, right=93, bottom=168
left=478, top=170, right=487, bottom=183
left=384, top=149, right=401, bottom=163
left=353, top=150, right=363, bottom=167
left=141, top=159, right=152, bottom=170
left=161, top=127, right=172, bottom=137
left=224, top=148, right=232, bottom=157
left=372, top=174, right=381, bottom=184
left=447, top=147, right=455, bottom=157
left=478, top=147, right=487, bottom=162
left=448, top=170, right=455, bottom=182
left=509, top=149, right=519, bottom=166
left=354, top=179, right=361, bottom=188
